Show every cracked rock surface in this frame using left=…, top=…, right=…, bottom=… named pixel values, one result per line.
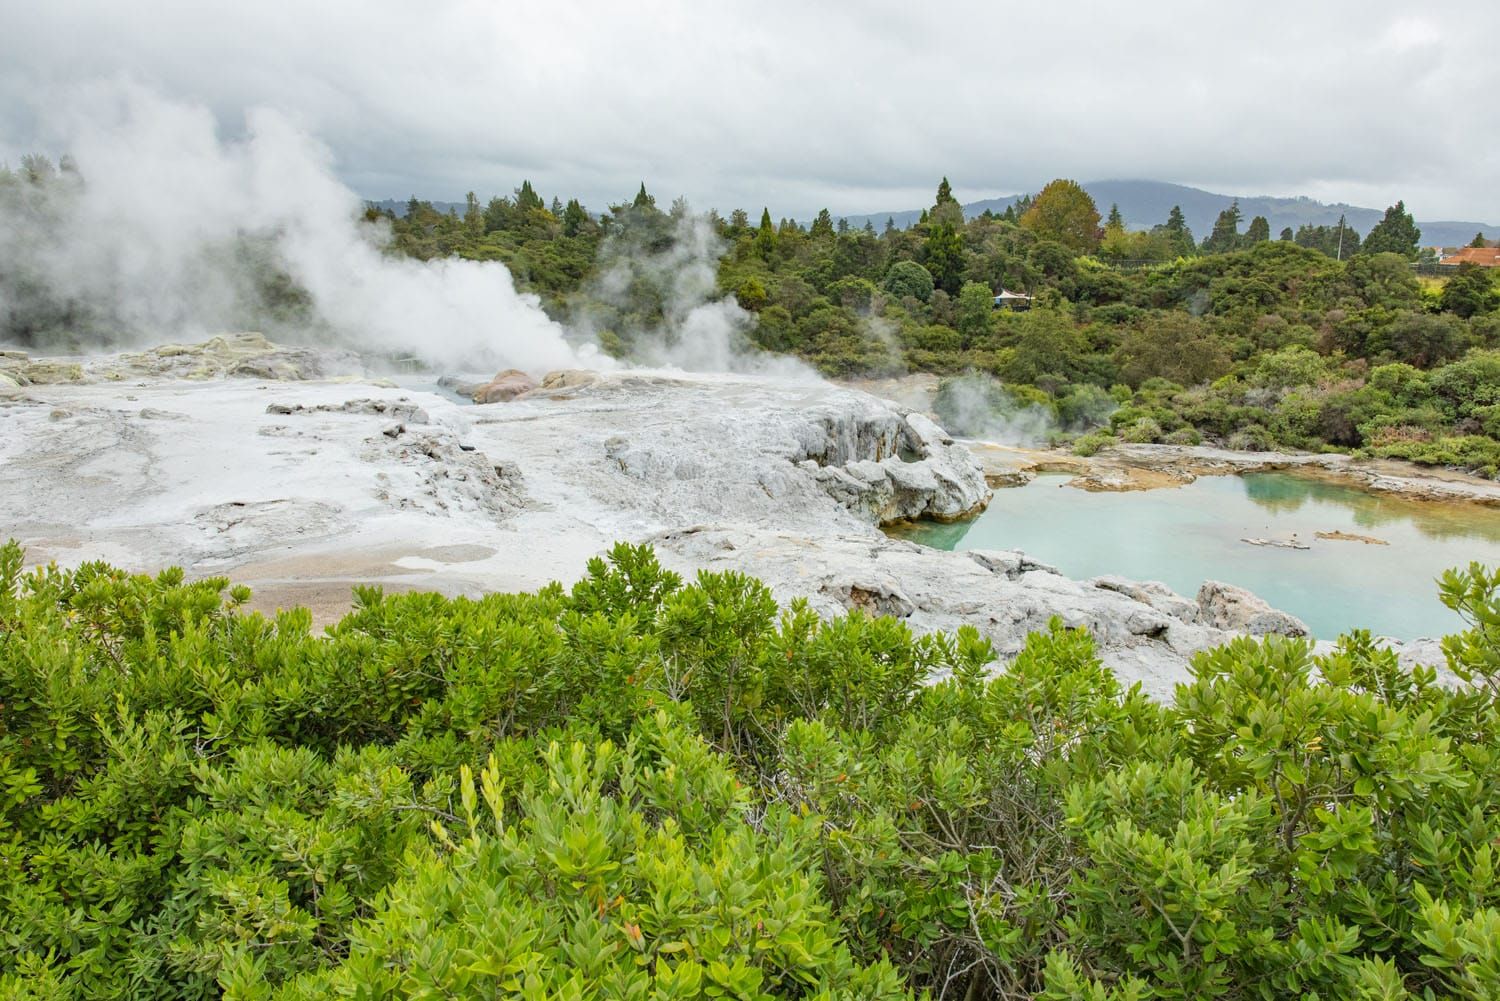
left=1, top=349, right=1429, bottom=698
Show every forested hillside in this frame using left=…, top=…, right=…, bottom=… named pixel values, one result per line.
left=4, top=161, right=1498, bottom=475
left=378, top=178, right=1500, bottom=476
left=3, top=541, right=1500, bottom=999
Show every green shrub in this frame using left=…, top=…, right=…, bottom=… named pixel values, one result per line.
left=1118, top=417, right=1165, bottom=443
left=1227, top=424, right=1278, bottom=451
left=2, top=540, right=1499, bottom=1000
left=1072, top=430, right=1117, bottom=456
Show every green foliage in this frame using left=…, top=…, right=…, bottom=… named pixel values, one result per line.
left=1362, top=201, right=1422, bottom=259
left=12, top=162, right=1500, bottom=469
left=1020, top=179, right=1103, bottom=254
left=1440, top=264, right=1498, bottom=319
left=1200, top=201, right=1244, bottom=255
left=882, top=259, right=935, bottom=303
left=3, top=539, right=1499, bottom=999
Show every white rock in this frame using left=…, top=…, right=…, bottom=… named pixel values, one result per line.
left=0, top=351, right=1358, bottom=699
left=1197, top=580, right=1310, bottom=637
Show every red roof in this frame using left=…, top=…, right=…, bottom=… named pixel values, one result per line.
left=1444, top=247, right=1500, bottom=267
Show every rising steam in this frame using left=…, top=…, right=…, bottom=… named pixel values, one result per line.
left=0, top=82, right=600, bottom=373
left=576, top=209, right=819, bottom=380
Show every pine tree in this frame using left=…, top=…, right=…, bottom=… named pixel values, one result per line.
left=756, top=208, right=776, bottom=259
left=562, top=199, right=589, bottom=237
left=1246, top=216, right=1271, bottom=243
left=1201, top=201, right=1244, bottom=254
left=1159, top=205, right=1196, bottom=256
left=515, top=180, right=544, bottom=213
left=810, top=208, right=835, bottom=238
left=1106, top=203, right=1124, bottom=230
left=1362, top=201, right=1420, bottom=258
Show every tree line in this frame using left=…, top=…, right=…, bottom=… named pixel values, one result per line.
left=4, top=160, right=1498, bottom=475
left=378, top=174, right=1496, bottom=474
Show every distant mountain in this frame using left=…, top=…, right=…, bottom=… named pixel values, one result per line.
left=837, top=180, right=1497, bottom=248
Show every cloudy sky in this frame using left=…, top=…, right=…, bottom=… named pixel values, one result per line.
left=3, top=0, right=1497, bottom=223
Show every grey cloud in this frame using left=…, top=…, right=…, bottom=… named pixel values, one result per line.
left=1, top=0, right=1497, bottom=221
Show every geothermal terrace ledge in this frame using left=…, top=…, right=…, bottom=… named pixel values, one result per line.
left=0, top=342, right=1446, bottom=698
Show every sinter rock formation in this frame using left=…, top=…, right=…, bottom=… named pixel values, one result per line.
left=0, top=339, right=1441, bottom=698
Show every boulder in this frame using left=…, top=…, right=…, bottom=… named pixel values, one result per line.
left=473, top=369, right=538, bottom=404
left=970, top=549, right=1061, bottom=580
left=798, top=406, right=989, bottom=525
left=540, top=369, right=599, bottom=391
left=1197, top=580, right=1309, bottom=637
left=903, top=412, right=952, bottom=449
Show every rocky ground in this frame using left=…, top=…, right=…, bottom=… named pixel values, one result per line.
left=967, top=440, right=1500, bottom=505
left=0, top=338, right=1449, bottom=698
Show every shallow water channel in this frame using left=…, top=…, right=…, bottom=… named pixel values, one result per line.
left=889, top=471, right=1500, bottom=641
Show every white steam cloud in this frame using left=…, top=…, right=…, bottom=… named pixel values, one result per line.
left=932, top=373, right=1059, bottom=446
left=580, top=210, right=819, bottom=380
left=3, top=81, right=600, bottom=373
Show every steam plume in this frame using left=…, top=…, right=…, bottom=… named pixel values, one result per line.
left=1, top=81, right=599, bottom=373
left=578, top=209, right=819, bottom=380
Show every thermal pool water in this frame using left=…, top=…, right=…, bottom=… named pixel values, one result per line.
left=890, top=471, right=1500, bottom=641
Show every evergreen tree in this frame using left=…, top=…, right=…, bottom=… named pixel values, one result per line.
left=1439, top=262, right=1498, bottom=318
left=1156, top=205, right=1196, bottom=256
left=1471, top=232, right=1488, bottom=248
left=924, top=221, right=965, bottom=293
left=931, top=177, right=964, bottom=226
left=483, top=195, right=511, bottom=233
left=1106, top=203, right=1124, bottom=230
left=756, top=208, right=776, bottom=260
left=632, top=182, right=656, bottom=210
left=1279, top=227, right=1294, bottom=241
left=810, top=208, right=835, bottom=238
left=515, top=180, right=544, bottom=213
left=562, top=198, right=589, bottom=237
left=1246, top=215, right=1270, bottom=243
left=1362, top=200, right=1420, bottom=258
left=1201, top=201, right=1243, bottom=254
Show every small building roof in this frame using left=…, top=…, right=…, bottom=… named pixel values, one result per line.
left=1442, top=247, right=1500, bottom=267
left=993, top=289, right=1032, bottom=300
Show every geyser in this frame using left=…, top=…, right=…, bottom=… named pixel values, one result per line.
left=0, top=81, right=600, bottom=374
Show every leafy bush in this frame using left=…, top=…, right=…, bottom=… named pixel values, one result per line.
left=1072, top=430, right=1117, bottom=456
left=3, top=540, right=1500, bottom=1000
left=882, top=260, right=935, bottom=303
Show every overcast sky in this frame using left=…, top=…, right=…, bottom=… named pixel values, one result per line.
left=3, top=0, right=1497, bottom=223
